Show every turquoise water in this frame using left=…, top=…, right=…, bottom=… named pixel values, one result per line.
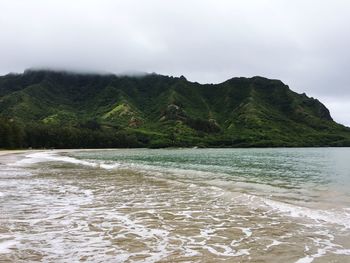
left=1, top=148, right=350, bottom=262
left=70, top=148, right=350, bottom=209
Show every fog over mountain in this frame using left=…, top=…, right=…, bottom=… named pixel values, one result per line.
left=1, top=0, right=349, bottom=125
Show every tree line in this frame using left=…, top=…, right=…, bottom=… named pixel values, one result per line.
left=0, top=117, right=142, bottom=149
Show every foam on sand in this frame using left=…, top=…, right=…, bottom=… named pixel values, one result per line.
left=0, top=239, right=17, bottom=254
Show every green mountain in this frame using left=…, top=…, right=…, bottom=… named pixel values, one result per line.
left=0, top=69, right=349, bottom=148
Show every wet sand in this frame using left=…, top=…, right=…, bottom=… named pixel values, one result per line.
left=0, top=150, right=31, bottom=166
left=0, top=150, right=29, bottom=156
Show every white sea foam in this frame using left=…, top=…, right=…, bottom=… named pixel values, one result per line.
left=241, top=227, right=252, bottom=237
left=265, top=240, right=283, bottom=250
left=224, top=191, right=350, bottom=230
left=295, top=235, right=350, bottom=263
left=19, top=151, right=350, bottom=232
left=16, top=151, right=127, bottom=173
left=295, top=256, right=314, bottom=263
left=10, top=151, right=96, bottom=168
left=0, top=240, right=17, bottom=254
left=262, top=198, right=350, bottom=229
left=10, top=152, right=51, bottom=166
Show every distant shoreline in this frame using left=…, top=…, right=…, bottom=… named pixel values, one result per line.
left=0, top=150, right=32, bottom=156
left=1, top=147, right=350, bottom=161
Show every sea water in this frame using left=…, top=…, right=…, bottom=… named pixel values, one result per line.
left=0, top=148, right=349, bottom=262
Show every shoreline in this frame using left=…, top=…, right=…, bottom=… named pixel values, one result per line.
left=2, top=146, right=350, bottom=164
left=0, top=148, right=349, bottom=261
left=0, top=150, right=37, bottom=165
left=0, top=150, right=31, bottom=156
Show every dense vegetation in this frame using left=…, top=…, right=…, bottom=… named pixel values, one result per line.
left=1, top=69, right=350, bottom=149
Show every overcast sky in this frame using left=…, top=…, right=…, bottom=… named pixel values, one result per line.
left=1, top=0, right=349, bottom=126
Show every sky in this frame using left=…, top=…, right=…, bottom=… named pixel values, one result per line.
left=0, top=0, right=349, bottom=126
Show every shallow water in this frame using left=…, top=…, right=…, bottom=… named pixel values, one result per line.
left=0, top=148, right=350, bottom=262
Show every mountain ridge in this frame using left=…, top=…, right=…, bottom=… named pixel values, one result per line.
left=0, top=69, right=349, bottom=148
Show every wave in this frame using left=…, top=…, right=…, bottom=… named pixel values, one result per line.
left=15, top=151, right=350, bottom=230
left=233, top=193, right=350, bottom=230
left=11, top=152, right=100, bottom=167
left=263, top=198, right=350, bottom=229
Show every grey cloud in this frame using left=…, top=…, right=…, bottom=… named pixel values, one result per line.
left=0, top=0, right=349, bottom=125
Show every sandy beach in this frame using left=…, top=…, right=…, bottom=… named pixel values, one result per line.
left=0, top=150, right=29, bottom=156
left=0, top=150, right=31, bottom=165
left=1, top=148, right=350, bottom=262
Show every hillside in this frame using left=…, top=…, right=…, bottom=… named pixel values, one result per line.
left=0, top=69, right=349, bottom=148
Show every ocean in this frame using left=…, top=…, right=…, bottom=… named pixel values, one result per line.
left=0, top=148, right=350, bottom=262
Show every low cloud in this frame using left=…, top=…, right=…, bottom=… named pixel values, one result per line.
left=0, top=0, right=349, bottom=125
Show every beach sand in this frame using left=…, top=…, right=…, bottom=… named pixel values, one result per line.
left=1, top=148, right=350, bottom=262
left=0, top=150, right=46, bottom=165
left=0, top=150, right=29, bottom=156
